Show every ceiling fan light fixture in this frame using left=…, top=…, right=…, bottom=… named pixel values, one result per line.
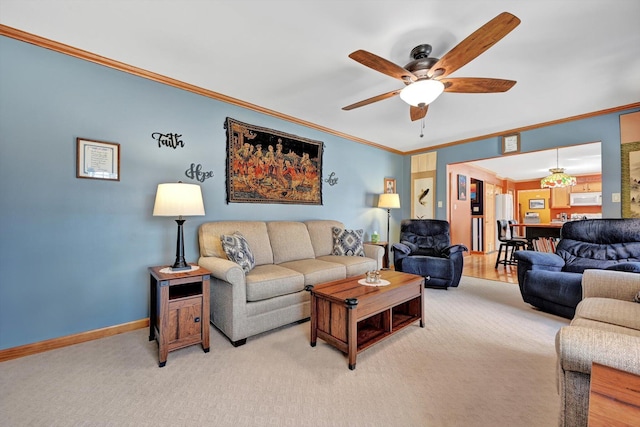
left=399, top=79, right=445, bottom=107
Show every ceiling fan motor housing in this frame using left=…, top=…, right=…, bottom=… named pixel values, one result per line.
left=404, top=44, right=439, bottom=80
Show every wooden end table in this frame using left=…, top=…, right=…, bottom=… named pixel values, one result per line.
left=148, top=264, right=210, bottom=367
left=308, top=270, right=424, bottom=370
left=588, top=362, right=640, bottom=426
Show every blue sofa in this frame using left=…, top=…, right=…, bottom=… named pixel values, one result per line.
left=513, top=218, right=640, bottom=318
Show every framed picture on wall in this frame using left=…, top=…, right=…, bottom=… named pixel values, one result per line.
left=529, top=199, right=545, bottom=209
left=411, top=171, right=435, bottom=219
left=384, top=178, right=396, bottom=194
left=457, top=174, right=467, bottom=200
left=76, top=138, right=120, bottom=181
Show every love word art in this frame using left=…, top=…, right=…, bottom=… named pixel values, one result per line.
left=185, top=163, right=214, bottom=182
left=325, top=171, right=339, bottom=186
left=152, top=132, right=184, bottom=149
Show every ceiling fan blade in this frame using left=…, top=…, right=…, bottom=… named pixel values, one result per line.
left=410, top=104, right=428, bottom=122
left=441, top=77, right=516, bottom=93
left=342, top=89, right=402, bottom=110
left=349, top=50, right=417, bottom=82
left=427, top=12, right=520, bottom=78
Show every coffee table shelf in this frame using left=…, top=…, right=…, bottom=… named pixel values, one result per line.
left=309, top=270, right=425, bottom=369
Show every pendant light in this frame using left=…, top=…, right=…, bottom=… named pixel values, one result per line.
left=540, top=148, right=577, bottom=188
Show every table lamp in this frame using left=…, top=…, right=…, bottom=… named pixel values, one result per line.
left=378, top=193, right=400, bottom=242
left=153, top=182, right=205, bottom=271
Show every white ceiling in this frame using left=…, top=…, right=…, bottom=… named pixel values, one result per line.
left=466, top=142, right=601, bottom=181
left=1, top=1, right=639, bottom=153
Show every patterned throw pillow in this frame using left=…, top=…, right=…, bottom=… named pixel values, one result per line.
left=332, top=227, right=365, bottom=257
left=221, top=232, right=255, bottom=273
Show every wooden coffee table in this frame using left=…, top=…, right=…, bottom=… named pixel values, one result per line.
left=308, top=270, right=425, bottom=370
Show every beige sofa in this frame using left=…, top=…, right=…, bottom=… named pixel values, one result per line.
left=197, top=220, right=383, bottom=346
left=555, top=269, right=640, bottom=427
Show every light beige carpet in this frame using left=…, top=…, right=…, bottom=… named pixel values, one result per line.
left=0, top=276, right=569, bottom=426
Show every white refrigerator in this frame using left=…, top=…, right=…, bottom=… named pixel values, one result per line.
left=495, top=194, right=514, bottom=247
left=495, top=194, right=514, bottom=221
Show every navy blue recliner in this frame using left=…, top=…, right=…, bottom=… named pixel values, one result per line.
left=392, top=219, right=468, bottom=289
left=514, top=218, right=640, bottom=318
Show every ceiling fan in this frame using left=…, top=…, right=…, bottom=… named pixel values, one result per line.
left=342, top=12, right=521, bottom=122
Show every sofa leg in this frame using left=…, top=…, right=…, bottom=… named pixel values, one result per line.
left=231, top=338, right=247, bottom=347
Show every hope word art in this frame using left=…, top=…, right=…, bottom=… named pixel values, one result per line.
left=185, top=163, right=214, bottom=182
left=152, top=132, right=184, bottom=149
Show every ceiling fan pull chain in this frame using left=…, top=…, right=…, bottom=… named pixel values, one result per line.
left=419, top=117, right=425, bottom=138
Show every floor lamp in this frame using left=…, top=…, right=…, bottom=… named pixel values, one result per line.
left=378, top=193, right=401, bottom=242
left=153, top=182, right=205, bottom=271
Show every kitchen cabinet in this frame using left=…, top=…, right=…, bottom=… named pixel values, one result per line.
left=572, top=181, right=602, bottom=193
left=550, top=187, right=571, bottom=208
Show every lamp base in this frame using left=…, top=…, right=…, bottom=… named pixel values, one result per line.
left=169, top=262, right=191, bottom=272
left=170, top=218, right=191, bottom=271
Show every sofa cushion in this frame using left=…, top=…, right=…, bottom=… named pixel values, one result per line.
left=570, top=318, right=640, bottom=338
left=332, top=227, right=365, bottom=257
left=221, top=232, right=255, bottom=273
left=305, top=220, right=345, bottom=257
left=199, top=221, right=274, bottom=266
left=574, top=297, right=640, bottom=331
left=245, top=264, right=305, bottom=302
left=267, top=221, right=316, bottom=264
left=279, top=259, right=346, bottom=286
left=317, top=255, right=377, bottom=276
left=556, top=219, right=640, bottom=273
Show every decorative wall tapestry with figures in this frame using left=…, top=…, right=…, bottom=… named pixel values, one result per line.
left=225, top=117, right=324, bottom=205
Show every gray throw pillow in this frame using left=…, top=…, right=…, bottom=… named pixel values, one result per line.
left=221, top=232, right=255, bottom=273
left=332, top=227, right=365, bottom=257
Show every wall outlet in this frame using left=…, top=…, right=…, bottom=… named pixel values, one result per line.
left=612, top=193, right=621, bottom=203
left=438, top=201, right=443, bottom=208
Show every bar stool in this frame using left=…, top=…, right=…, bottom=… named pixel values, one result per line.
left=495, top=219, right=528, bottom=268
left=509, top=219, right=532, bottom=250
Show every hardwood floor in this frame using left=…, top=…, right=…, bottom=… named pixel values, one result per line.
left=463, top=253, right=518, bottom=284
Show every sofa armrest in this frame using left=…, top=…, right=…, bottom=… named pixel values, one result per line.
left=556, top=326, right=640, bottom=376
left=444, top=244, right=469, bottom=256
left=391, top=242, right=411, bottom=254
left=513, top=250, right=565, bottom=268
left=197, top=256, right=246, bottom=287
left=582, top=269, right=640, bottom=301
left=363, top=243, right=384, bottom=269
left=514, top=251, right=565, bottom=291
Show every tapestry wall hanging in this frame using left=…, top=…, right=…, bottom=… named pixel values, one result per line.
left=622, top=140, right=640, bottom=218
left=225, top=118, right=323, bottom=205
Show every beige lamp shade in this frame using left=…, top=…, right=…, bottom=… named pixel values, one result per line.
left=378, top=193, right=401, bottom=209
left=153, top=182, right=205, bottom=217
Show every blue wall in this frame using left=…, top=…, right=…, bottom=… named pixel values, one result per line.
left=409, top=108, right=640, bottom=220
left=0, top=37, right=404, bottom=350
left=1, top=34, right=637, bottom=350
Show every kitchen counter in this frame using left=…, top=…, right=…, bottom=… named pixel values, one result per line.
left=512, top=223, right=563, bottom=249
left=521, top=222, right=564, bottom=228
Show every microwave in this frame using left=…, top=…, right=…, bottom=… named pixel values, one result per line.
left=570, top=192, right=602, bottom=206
